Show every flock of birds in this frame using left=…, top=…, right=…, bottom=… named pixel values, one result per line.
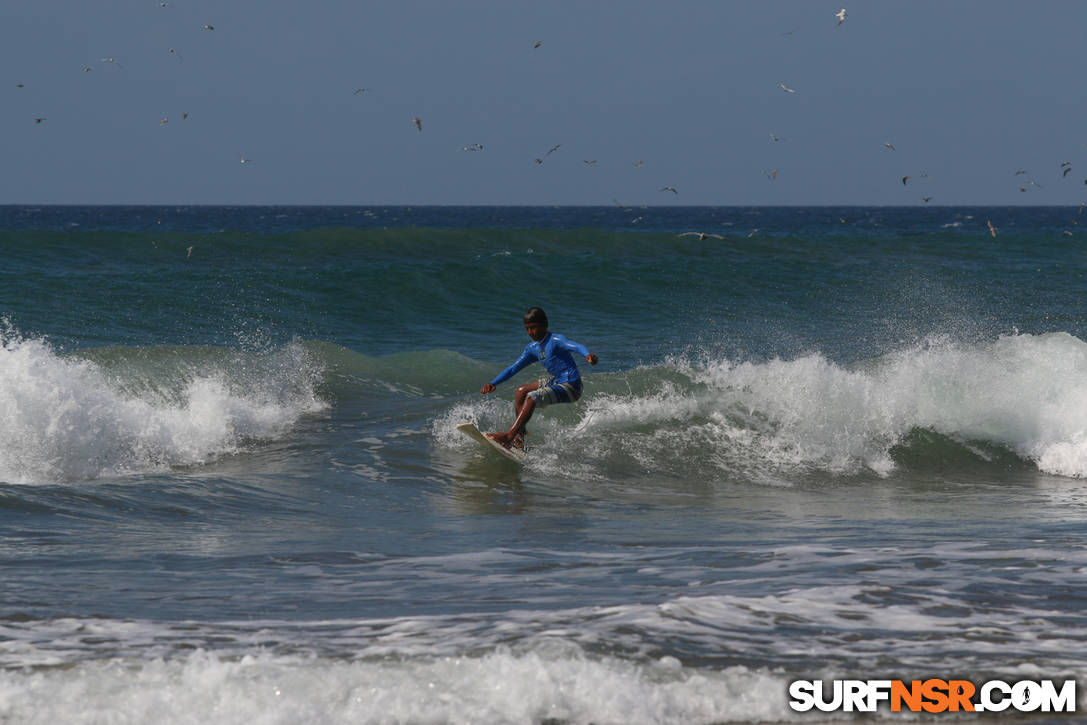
left=12, top=5, right=1086, bottom=237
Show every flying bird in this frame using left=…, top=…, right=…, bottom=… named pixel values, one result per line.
left=412, top=117, right=422, bottom=131
left=780, top=82, right=796, bottom=93
left=546, top=144, right=561, bottom=155
left=770, top=133, right=784, bottom=142
left=678, top=232, right=724, bottom=240
left=835, top=8, right=847, bottom=24
left=582, top=159, right=597, bottom=165
left=533, top=41, right=542, bottom=48
left=660, top=186, right=678, bottom=194
left=633, top=160, right=644, bottom=168
left=765, top=169, right=778, bottom=180
left=902, top=176, right=910, bottom=185
left=987, top=220, right=997, bottom=238
left=201, top=24, right=214, bottom=30
left=883, top=142, right=896, bottom=151
left=100, top=57, right=123, bottom=68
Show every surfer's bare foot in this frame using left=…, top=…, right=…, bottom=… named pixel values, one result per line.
left=486, top=432, right=511, bottom=448
left=511, top=432, right=526, bottom=450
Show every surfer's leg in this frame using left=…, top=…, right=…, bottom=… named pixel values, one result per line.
left=488, top=382, right=539, bottom=447
left=487, top=399, right=535, bottom=448
left=507, top=397, right=536, bottom=447
left=513, top=381, right=539, bottom=418
left=511, top=382, right=540, bottom=442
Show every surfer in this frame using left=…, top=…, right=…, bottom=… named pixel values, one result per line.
left=481, top=307, right=598, bottom=450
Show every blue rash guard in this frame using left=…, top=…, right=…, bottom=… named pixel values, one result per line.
left=489, top=332, right=590, bottom=387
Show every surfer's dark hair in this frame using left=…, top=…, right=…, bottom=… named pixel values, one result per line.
left=523, top=307, right=548, bottom=326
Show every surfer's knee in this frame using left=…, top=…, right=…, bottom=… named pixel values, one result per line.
left=514, top=382, right=538, bottom=405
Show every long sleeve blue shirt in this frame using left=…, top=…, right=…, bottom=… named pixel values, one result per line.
left=489, top=332, right=590, bottom=387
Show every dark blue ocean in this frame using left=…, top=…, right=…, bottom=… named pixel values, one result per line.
left=1, top=205, right=1086, bottom=723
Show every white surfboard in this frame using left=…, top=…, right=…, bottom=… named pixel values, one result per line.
left=456, top=422, right=526, bottom=464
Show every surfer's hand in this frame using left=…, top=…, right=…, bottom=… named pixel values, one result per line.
left=480, top=383, right=496, bottom=394
left=586, top=354, right=598, bottom=366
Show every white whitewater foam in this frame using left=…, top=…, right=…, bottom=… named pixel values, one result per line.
left=0, top=333, right=325, bottom=484
left=0, top=647, right=796, bottom=725
left=559, top=332, right=1087, bottom=479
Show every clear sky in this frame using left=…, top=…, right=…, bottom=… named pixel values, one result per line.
left=3, top=0, right=1086, bottom=206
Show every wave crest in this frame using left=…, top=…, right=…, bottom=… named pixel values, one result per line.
left=0, top=331, right=326, bottom=484
left=444, top=332, right=1087, bottom=481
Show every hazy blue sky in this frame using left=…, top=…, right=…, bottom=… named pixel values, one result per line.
left=3, top=1, right=1086, bottom=205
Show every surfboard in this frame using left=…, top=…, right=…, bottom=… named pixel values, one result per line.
left=456, top=422, right=526, bottom=464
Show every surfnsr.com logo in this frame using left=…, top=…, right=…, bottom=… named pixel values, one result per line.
left=789, top=679, right=1077, bottom=714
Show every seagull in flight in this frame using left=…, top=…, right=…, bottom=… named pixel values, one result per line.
left=201, top=24, right=214, bottom=30
left=780, top=82, right=796, bottom=93
left=546, top=144, right=561, bottom=155
left=678, top=232, right=724, bottom=240
left=987, top=220, right=997, bottom=238
left=660, top=186, right=678, bottom=194
left=835, top=8, right=847, bottom=24
left=100, top=57, right=123, bottom=68
left=412, top=117, right=422, bottom=132
left=883, top=142, right=896, bottom=151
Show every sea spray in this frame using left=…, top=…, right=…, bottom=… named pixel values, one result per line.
left=442, top=332, right=1087, bottom=480
left=0, top=330, right=326, bottom=484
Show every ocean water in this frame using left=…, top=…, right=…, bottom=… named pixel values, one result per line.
left=1, top=205, right=1086, bottom=724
